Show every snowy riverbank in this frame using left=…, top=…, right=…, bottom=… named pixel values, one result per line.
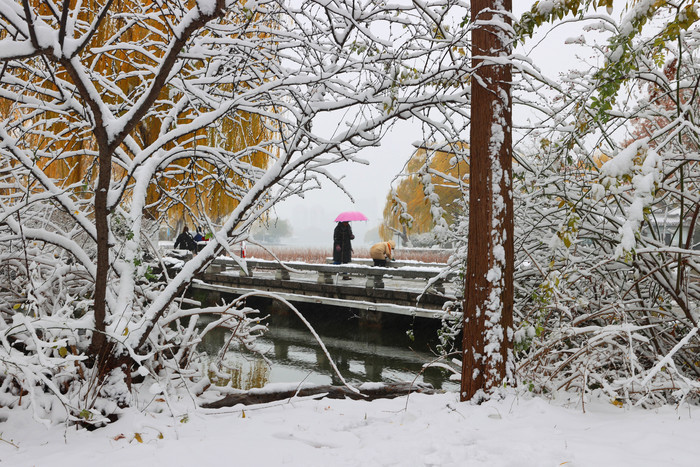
left=1, top=389, right=698, bottom=466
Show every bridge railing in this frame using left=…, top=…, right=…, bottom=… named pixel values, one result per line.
left=204, top=256, right=456, bottom=294
left=324, top=257, right=448, bottom=269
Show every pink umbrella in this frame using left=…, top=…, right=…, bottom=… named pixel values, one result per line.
left=334, top=211, right=368, bottom=222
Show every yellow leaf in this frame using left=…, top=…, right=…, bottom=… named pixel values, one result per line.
left=58, top=347, right=68, bottom=358
left=134, top=433, right=143, bottom=443
left=611, top=399, right=623, bottom=408
left=241, top=410, right=246, bottom=418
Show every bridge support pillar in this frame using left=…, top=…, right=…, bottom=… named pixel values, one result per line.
left=359, top=307, right=382, bottom=327
left=207, top=263, right=223, bottom=274
left=192, top=288, right=220, bottom=307
left=274, top=341, right=289, bottom=359
left=365, top=274, right=385, bottom=289
left=317, top=272, right=334, bottom=284
left=275, top=269, right=290, bottom=281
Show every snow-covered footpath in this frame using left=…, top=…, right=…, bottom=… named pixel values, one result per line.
left=1, top=390, right=698, bottom=467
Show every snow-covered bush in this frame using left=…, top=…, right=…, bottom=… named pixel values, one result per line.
left=512, top=3, right=700, bottom=406
left=430, top=2, right=699, bottom=406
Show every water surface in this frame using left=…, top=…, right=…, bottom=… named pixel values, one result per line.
left=201, top=305, right=458, bottom=391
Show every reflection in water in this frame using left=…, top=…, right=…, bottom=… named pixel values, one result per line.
left=202, top=330, right=272, bottom=389
left=200, top=309, right=457, bottom=391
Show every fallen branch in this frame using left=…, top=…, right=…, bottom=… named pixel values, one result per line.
left=202, top=382, right=438, bottom=408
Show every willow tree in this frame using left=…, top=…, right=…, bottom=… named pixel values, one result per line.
left=0, top=0, right=478, bottom=423
left=381, top=142, right=469, bottom=244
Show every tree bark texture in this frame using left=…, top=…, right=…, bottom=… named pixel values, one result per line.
left=461, top=0, right=514, bottom=402
left=89, top=146, right=112, bottom=363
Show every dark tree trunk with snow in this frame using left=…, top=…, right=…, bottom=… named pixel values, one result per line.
left=89, top=145, right=112, bottom=366
left=461, top=0, right=514, bottom=402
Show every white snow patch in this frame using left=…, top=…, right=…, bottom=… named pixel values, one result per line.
left=197, top=0, right=217, bottom=15
left=4, top=391, right=699, bottom=466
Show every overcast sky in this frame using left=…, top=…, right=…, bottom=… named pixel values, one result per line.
left=274, top=3, right=608, bottom=248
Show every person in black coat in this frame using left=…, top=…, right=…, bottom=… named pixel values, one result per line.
left=332, top=221, right=354, bottom=264
left=174, top=226, right=197, bottom=252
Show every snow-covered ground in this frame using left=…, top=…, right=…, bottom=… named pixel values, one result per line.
left=2, top=389, right=698, bottom=466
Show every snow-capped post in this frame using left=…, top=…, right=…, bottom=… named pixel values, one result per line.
left=461, top=0, right=514, bottom=402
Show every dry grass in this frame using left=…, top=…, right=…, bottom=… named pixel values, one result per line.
left=395, top=248, right=453, bottom=263
left=246, top=245, right=451, bottom=264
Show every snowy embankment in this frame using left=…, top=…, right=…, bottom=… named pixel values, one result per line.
left=1, top=390, right=698, bottom=466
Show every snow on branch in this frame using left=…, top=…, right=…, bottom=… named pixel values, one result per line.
left=0, top=0, right=479, bottom=424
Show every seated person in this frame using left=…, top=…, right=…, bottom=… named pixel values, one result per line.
left=174, top=226, right=197, bottom=252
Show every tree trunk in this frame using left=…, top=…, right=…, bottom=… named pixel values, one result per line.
left=88, top=145, right=112, bottom=369
left=461, top=0, right=514, bottom=402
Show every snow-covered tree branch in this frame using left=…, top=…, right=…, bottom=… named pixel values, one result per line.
left=0, top=0, right=474, bottom=423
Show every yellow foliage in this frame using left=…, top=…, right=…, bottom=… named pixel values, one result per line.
left=2, top=0, right=271, bottom=226
left=380, top=142, right=469, bottom=239
left=591, top=150, right=611, bottom=168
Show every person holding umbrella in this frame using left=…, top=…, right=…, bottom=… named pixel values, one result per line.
left=332, top=211, right=366, bottom=271
left=333, top=221, right=354, bottom=265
